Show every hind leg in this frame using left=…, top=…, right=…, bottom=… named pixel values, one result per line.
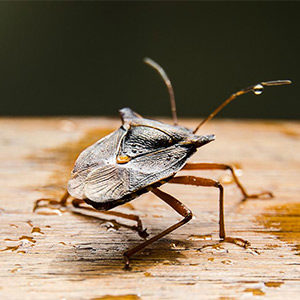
left=33, top=190, right=70, bottom=212
left=71, top=199, right=148, bottom=239
left=33, top=191, right=148, bottom=239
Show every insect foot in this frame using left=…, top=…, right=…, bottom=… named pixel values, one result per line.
left=241, top=191, right=274, bottom=202
left=123, top=253, right=132, bottom=271
left=222, top=237, right=251, bottom=248
left=33, top=191, right=69, bottom=212
left=33, top=198, right=66, bottom=212
left=136, top=227, right=149, bottom=239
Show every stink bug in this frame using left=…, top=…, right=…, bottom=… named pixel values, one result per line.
left=34, top=58, right=291, bottom=268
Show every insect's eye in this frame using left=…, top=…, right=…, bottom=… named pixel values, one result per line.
left=120, top=126, right=174, bottom=157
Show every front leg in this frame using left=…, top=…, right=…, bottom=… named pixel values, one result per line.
left=169, top=176, right=250, bottom=248
left=183, top=163, right=273, bottom=201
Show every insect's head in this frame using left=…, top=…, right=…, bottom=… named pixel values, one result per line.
left=191, top=134, right=215, bottom=148
left=119, top=107, right=215, bottom=160
left=170, top=124, right=215, bottom=149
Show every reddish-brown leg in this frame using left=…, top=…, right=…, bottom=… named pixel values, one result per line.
left=33, top=191, right=148, bottom=239
left=183, top=163, right=273, bottom=201
left=71, top=199, right=148, bottom=239
left=123, top=188, right=193, bottom=269
left=169, top=176, right=250, bottom=248
left=33, top=190, right=70, bottom=212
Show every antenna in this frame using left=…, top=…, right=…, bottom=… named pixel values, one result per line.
left=193, top=80, right=292, bottom=134
left=144, top=57, right=178, bottom=125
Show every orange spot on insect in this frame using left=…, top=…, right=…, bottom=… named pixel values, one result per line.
left=116, top=155, right=131, bottom=164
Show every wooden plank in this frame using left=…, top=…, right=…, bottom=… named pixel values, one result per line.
left=0, top=118, right=299, bottom=300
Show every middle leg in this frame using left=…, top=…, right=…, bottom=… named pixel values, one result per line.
left=182, top=163, right=273, bottom=201
left=123, top=188, right=193, bottom=268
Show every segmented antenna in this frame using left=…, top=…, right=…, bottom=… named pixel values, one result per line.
left=193, top=80, right=292, bottom=134
left=144, top=57, right=178, bottom=125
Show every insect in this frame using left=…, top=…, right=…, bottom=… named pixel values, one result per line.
left=34, top=58, right=291, bottom=268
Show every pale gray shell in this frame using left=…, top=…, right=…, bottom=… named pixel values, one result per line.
left=67, top=108, right=214, bottom=203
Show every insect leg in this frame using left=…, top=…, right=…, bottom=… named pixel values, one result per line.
left=123, top=188, right=192, bottom=269
left=33, top=190, right=70, bottom=212
left=71, top=199, right=148, bottom=239
left=182, top=163, right=273, bottom=201
left=169, top=176, right=250, bottom=248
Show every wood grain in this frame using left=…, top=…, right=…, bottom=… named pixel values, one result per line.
left=0, top=118, right=299, bottom=300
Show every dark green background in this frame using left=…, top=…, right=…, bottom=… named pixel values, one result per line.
left=0, top=2, right=298, bottom=119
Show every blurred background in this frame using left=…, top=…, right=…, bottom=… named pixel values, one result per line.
left=0, top=2, right=298, bottom=119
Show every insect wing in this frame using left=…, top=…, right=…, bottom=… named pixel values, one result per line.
left=67, top=127, right=126, bottom=199
left=84, top=164, right=130, bottom=202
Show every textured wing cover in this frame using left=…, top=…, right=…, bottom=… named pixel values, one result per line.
left=69, top=144, right=193, bottom=202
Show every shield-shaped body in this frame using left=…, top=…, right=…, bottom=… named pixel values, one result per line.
left=68, top=108, right=214, bottom=210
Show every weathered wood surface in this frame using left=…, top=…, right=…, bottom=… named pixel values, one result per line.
left=0, top=118, right=299, bottom=300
